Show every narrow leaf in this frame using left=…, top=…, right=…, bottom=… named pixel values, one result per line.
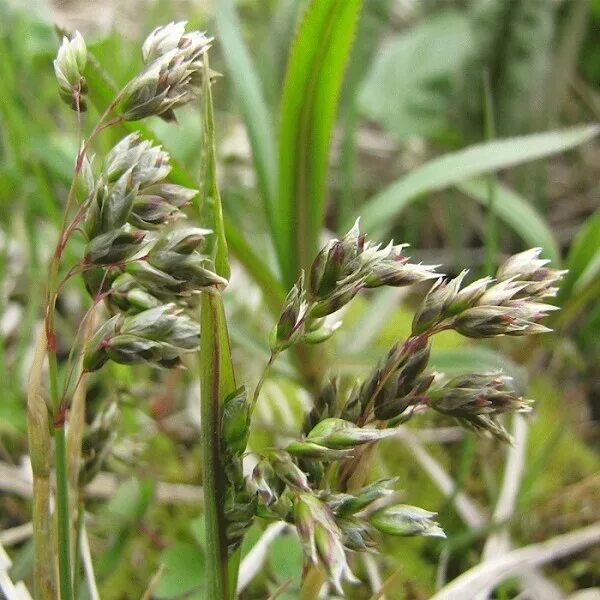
left=457, top=179, right=560, bottom=265
left=276, top=0, right=363, bottom=286
left=201, top=55, right=230, bottom=279
left=215, top=0, right=277, bottom=231
left=356, top=125, right=599, bottom=235
left=560, top=210, right=600, bottom=300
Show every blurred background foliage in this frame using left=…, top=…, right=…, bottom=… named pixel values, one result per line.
left=0, top=0, right=599, bottom=598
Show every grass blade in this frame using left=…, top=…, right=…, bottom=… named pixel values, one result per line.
left=356, top=124, right=599, bottom=236
left=200, top=55, right=229, bottom=279
left=560, top=210, right=600, bottom=299
left=276, top=0, right=363, bottom=286
left=215, top=0, right=277, bottom=232
left=457, top=179, right=560, bottom=264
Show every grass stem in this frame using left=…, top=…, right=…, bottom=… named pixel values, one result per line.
left=54, top=424, right=73, bottom=600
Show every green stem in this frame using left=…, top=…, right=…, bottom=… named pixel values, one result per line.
left=54, top=425, right=73, bottom=600
left=200, top=290, right=232, bottom=599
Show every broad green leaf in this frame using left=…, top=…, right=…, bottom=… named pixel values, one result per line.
left=276, top=0, right=363, bottom=286
left=269, top=533, right=303, bottom=585
left=215, top=0, right=277, bottom=231
left=358, top=11, right=473, bottom=140
left=356, top=124, right=600, bottom=235
left=154, top=542, right=205, bottom=599
left=457, top=179, right=560, bottom=264
left=560, top=210, right=600, bottom=300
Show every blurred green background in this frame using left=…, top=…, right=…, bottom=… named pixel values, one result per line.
left=0, top=0, right=599, bottom=598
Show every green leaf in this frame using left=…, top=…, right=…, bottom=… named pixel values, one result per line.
left=269, top=533, right=304, bottom=585
left=215, top=0, right=277, bottom=229
left=154, top=542, right=205, bottom=599
left=276, top=0, right=363, bottom=286
left=358, top=11, right=473, bottom=140
left=457, top=179, right=560, bottom=264
left=356, top=124, right=600, bottom=235
left=201, top=56, right=230, bottom=279
left=560, top=210, right=600, bottom=300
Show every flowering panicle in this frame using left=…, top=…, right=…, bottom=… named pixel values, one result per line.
left=83, top=304, right=200, bottom=371
left=413, top=248, right=564, bottom=337
left=341, top=335, right=432, bottom=424
left=295, top=494, right=359, bottom=594
left=78, top=131, right=227, bottom=374
left=271, top=221, right=439, bottom=352
left=429, top=372, right=532, bottom=442
left=48, top=22, right=570, bottom=598
left=119, top=22, right=213, bottom=121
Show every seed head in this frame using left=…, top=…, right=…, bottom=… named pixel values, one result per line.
left=104, top=133, right=171, bottom=188
left=294, top=494, right=358, bottom=593
left=496, top=248, right=549, bottom=281
left=271, top=275, right=307, bottom=350
left=429, top=371, right=532, bottom=441
left=84, top=227, right=145, bottom=265
left=305, top=418, right=396, bottom=450
left=412, top=272, right=466, bottom=334
left=453, top=305, right=552, bottom=338
left=338, top=517, right=377, bottom=551
left=119, top=23, right=212, bottom=121
left=266, top=450, right=311, bottom=492
left=54, top=31, right=87, bottom=110
left=365, top=244, right=439, bottom=288
left=110, top=273, right=161, bottom=312
left=335, top=478, right=398, bottom=517
left=369, top=504, right=445, bottom=538
left=249, top=460, right=277, bottom=505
